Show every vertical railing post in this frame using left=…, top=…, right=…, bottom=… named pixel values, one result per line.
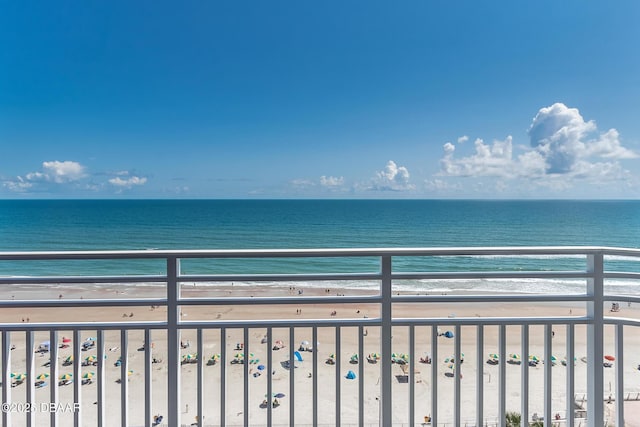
left=586, top=252, right=604, bottom=427
left=476, top=325, right=484, bottom=427
left=74, top=329, right=82, bottom=427
left=544, top=324, right=552, bottom=425
left=197, top=328, right=203, bottom=427
left=144, top=329, right=152, bottom=427
left=167, top=256, right=181, bottom=427
left=49, top=331, right=59, bottom=427
left=380, top=255, right=393, bottom=427
left=566, top=324, right=575, bottom=427
left=454, top=324, right=461, bottom=426
left=120, top=330, right=129, bottom=427
left=26, top=330, right=35, bottom=427
left=97, top=329, right=106, bottom=427
left=521, top=325, right=529, bottom=426
left=2, top=331, right=12, bottom=427
left=498, top=325, right=506, bottom=427
left=615, top=324, right=624, bottom=427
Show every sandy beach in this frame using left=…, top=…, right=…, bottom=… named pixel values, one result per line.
left=2, top=284, right=640, bottom=426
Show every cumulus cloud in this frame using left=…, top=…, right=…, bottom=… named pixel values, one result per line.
left=2, top=161, right=150, bottom=194
left=528, top=103, right=637, bottom=173
left=320, top=175, right=344, bottom=187
left=3, top=160, right=88, bottom=192
left=26, top=161, right=86, bottom=183
left=369, top=160, right=414, bottom=191
left=457, top=135, right=469, bottom=144
left=440, top=137, right=516, bottom=178
left=437, top=103, right=638, bottom=191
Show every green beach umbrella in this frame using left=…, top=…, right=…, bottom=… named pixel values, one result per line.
left=83, top=372, right=95, bottom=379
left=59, top=373, right=72, bottom=381
left=510, top=353, right=520, bottom=360
left=36, top=373, right=49, bottom=380
left=489, top=353, right=499, bottom=359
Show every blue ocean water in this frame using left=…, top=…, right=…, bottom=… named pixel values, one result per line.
left=0, top=200, right=639, bottom=293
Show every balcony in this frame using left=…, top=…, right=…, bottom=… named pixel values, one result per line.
left=1, top=247, right=640, bottom=426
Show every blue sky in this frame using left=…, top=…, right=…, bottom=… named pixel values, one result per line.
left=2, top=1, right=640, bottom=199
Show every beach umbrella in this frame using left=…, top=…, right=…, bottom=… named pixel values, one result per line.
left=489, top=353, right=499, bottom=359
left=443, top=331, right=454, bottom=338
left=127, top=370, right=133, bottom=376
left=275, top=392, right=285, bottom=398
left=604, top=355, right=615, bottom=361
left=65, top=355, right=73, bottom=363
left=59, top=373, right=73, bottom=381
left=369, top=352, right=380, bottom=360
left=14, top=373, right=26, bottom=382
left=37, top=373, right=49, bottom=380
left=529, top=355, right=540, bottom=362
left=257, top=365, right=265, bottom=371
left=62, top=337, right=72, bottom=344
left=86, top=337, right=97, bottom=341
left=83, top=372, right=95, bottom=379
left=510, top=353, right=521, bottom=360
left=345, top=370, right=356, bottom=379
left=329, top=353, right=335, bottom=359
left=294, top=351, right=303, bottom=362
left=300, top=340, right=310, bottom=346
left=85, top=355, right=97, bottom=363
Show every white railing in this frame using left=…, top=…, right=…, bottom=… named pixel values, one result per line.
left=1, top=247, right=639, bottom=427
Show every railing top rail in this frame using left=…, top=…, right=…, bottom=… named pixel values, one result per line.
left=1, top=246, right=639, bottom=260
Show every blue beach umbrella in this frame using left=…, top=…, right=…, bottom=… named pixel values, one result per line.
left=257, top=365, right=265, bottom=371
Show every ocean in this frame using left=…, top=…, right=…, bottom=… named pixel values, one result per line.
left=1, top=199, right=639, bottom=294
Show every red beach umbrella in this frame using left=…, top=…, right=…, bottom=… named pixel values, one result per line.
left=62, top=337, right=72, bottom=343
left=604, top=355, right=615, bottom=361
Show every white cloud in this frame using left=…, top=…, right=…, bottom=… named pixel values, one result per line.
left=25, top=160, right=86, bottom=183
left=3, top=160, right=88, bottom=192
left=369, top=160, right=414, bottom=191
left=440, top=136, right=515, bottom=178
left=108, top=175, right=147, bottom=188
left=436, top=103, right=638, bottom=192
left=528, top=103, right=637, bottom=173
left=457, top=135, right=469, bottom=144
left=2, top=176, right=33, bottom=192
left=320, top=175, right=344, bottom=187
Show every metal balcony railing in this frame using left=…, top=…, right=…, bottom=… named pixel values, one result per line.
left=1, top=247, right=640, bottom=427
